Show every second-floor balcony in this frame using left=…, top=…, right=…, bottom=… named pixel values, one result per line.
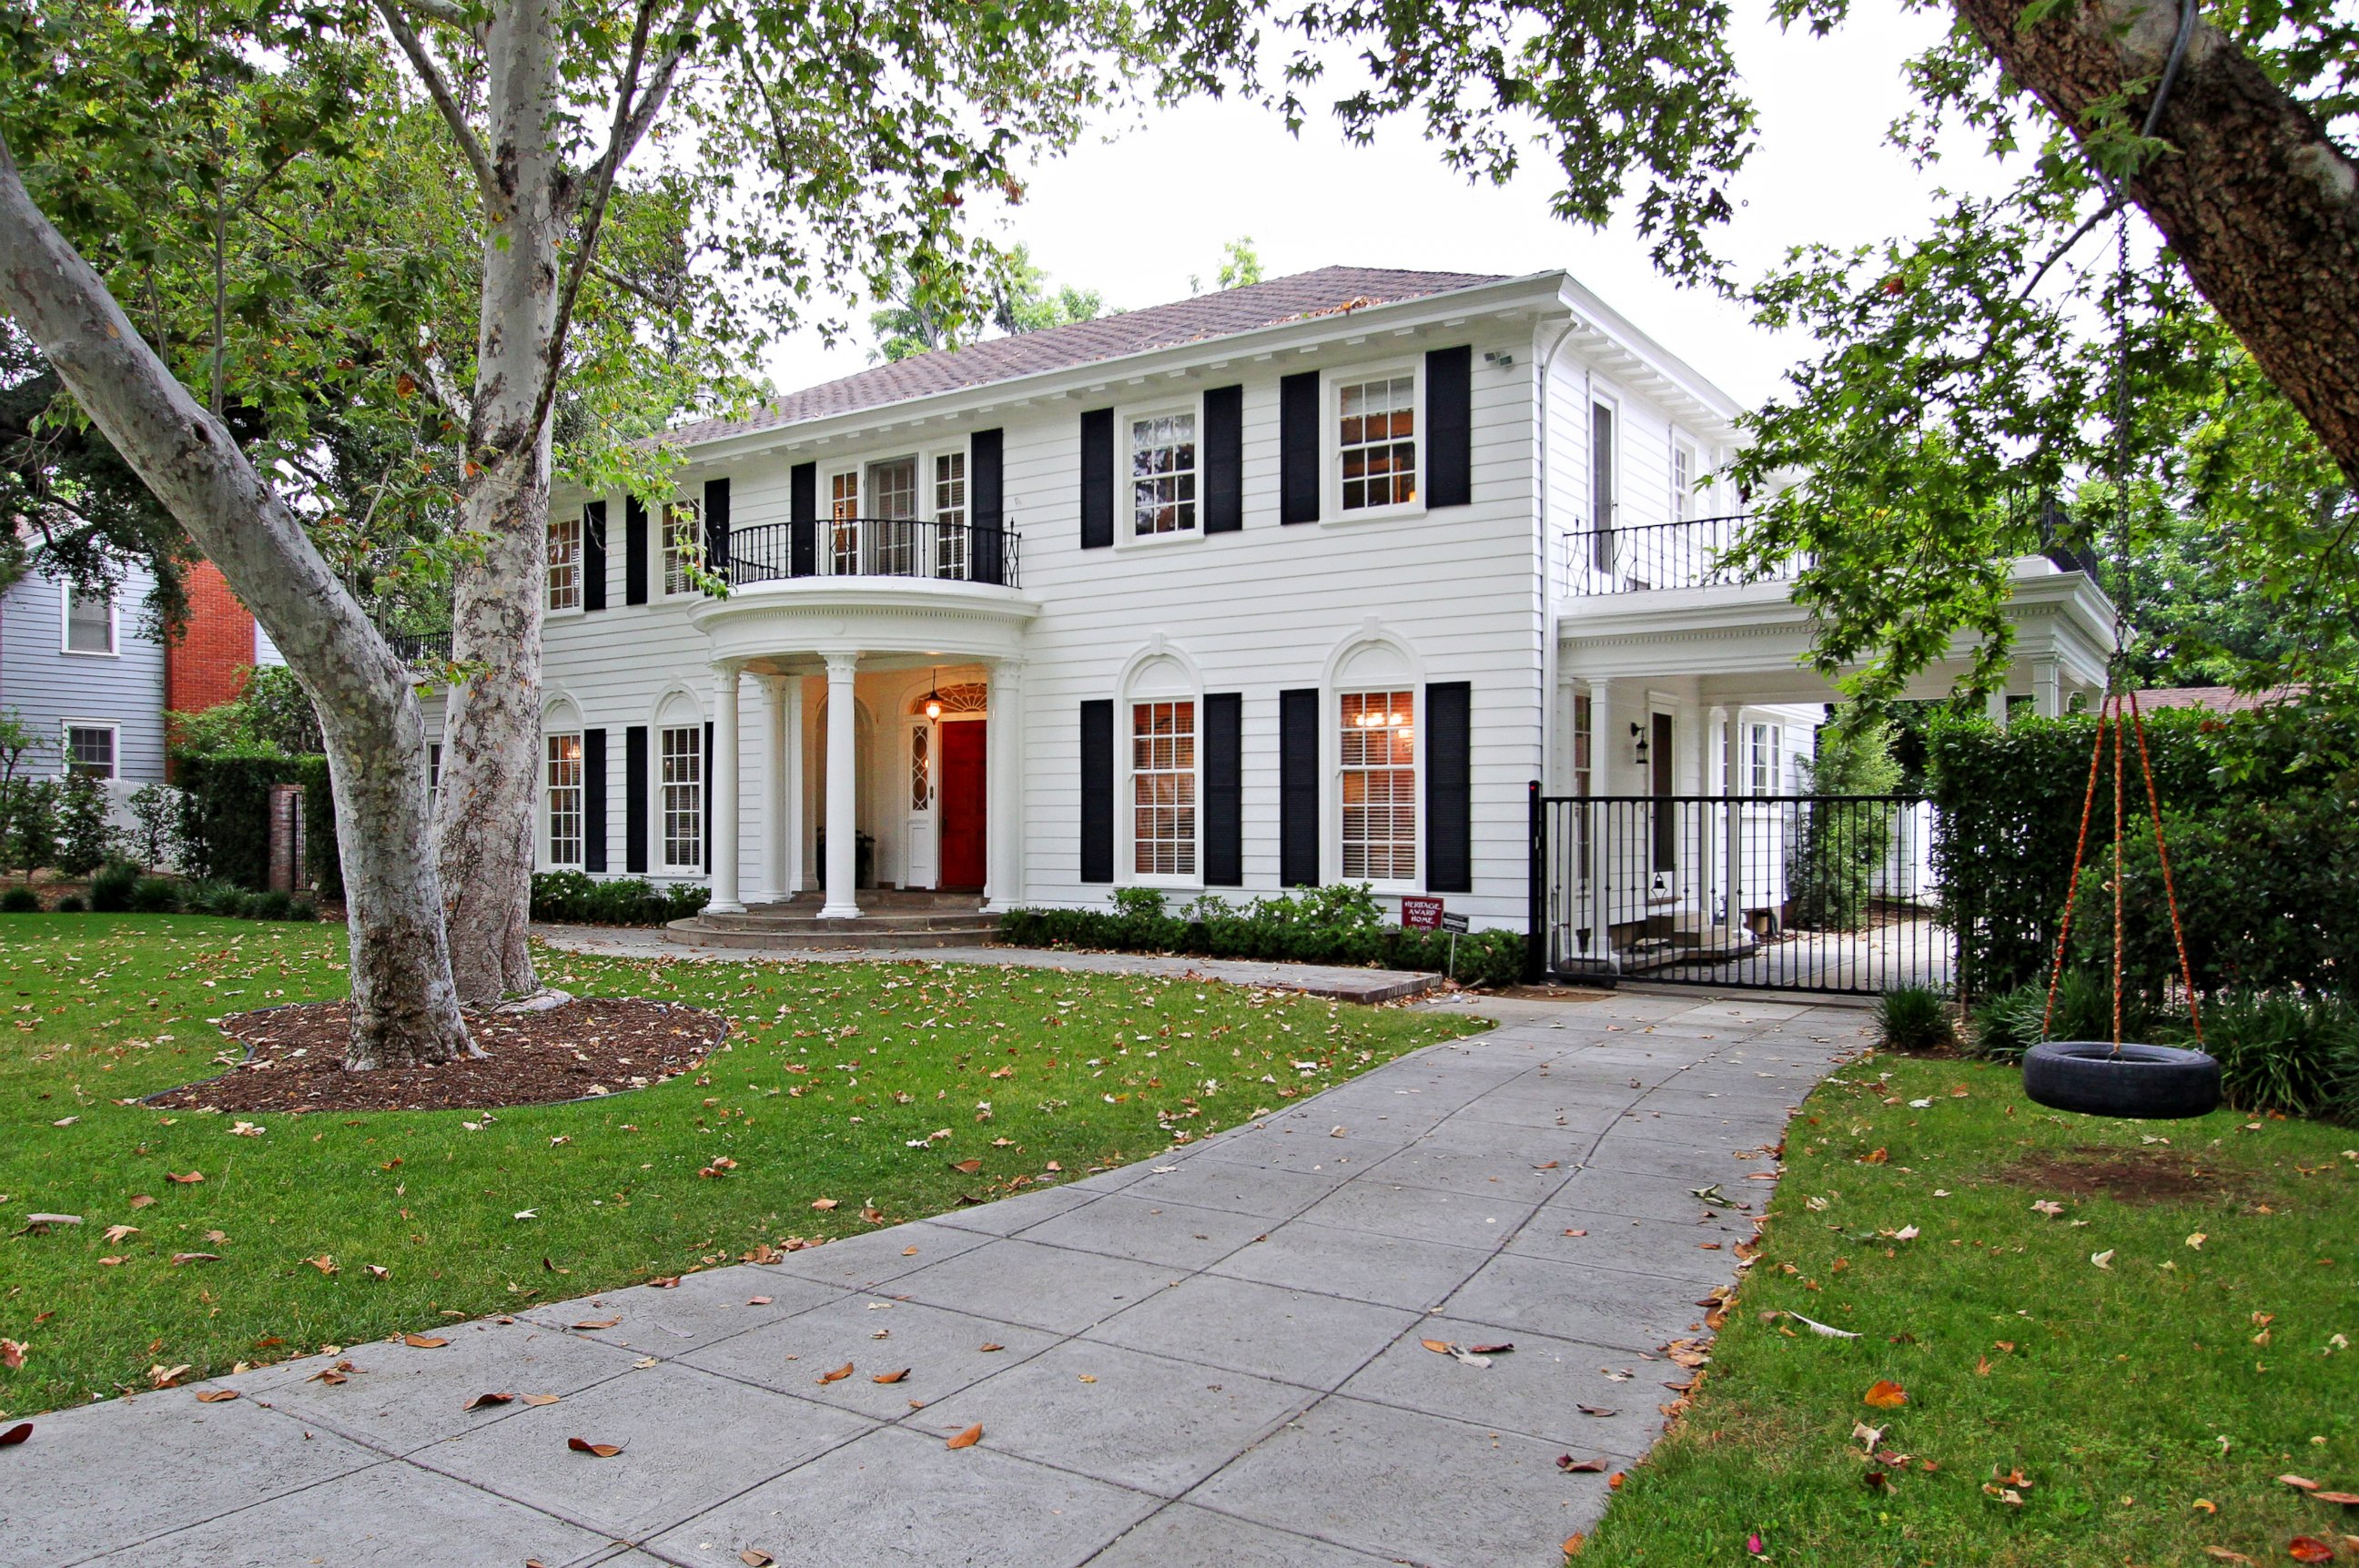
left=1562, top=514, right=1795, bottom=597
left=726, top=517, right=1021, bottom=592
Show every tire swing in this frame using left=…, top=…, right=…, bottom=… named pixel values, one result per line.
left=2020, top=190, right=2220, bottom=1121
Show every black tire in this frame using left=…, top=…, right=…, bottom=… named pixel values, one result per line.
left=2021, top=1040, right=2222, bottom=1120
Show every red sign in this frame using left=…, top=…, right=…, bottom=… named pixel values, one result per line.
left=1400, top=896, right=1444, bottom=931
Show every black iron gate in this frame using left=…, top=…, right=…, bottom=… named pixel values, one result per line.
left=1526, top=784, right=1952, bottom=996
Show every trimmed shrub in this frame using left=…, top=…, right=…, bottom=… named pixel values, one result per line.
left=996, top=885, right=1527, bottom=989
left=53, top=774, right=119, bottom=876
left=529, top=872, right=709, bottom=926
left=128, top=876, right=183, bottom=914
left=248, top=888, right=293, bottom=921
left=52, top=894, right=85, bottom=913
left=1876, top=985, right=1953, bottom=1051
left=89, top=860, right=138, bottom=913
left=1, top=885, right=41, bottom=913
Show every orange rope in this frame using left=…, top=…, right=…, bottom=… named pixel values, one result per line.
left=2044, top=692, right=2111, bottom=1043
left=2127, top=690, right=2203, bottom=1045
left=2112, top=693, right=2125, bottom=1048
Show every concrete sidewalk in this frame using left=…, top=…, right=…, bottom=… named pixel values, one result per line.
left=5, top=991, right=1870, bottom=1568
left=532, top=923, right=1443, bottom=1003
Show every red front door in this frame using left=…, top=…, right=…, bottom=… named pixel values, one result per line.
left=938, top=720, right=987, bottom=890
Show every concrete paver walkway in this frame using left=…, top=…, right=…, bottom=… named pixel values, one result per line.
left=533, top=923, right=1441, bottom=1002
left=6, top=990, right=1870, bottom=1568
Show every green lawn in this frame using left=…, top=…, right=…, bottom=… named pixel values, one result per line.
left=1581, top=1050, right=2359, bottom=1567
left=0, top=914, right=1486, bottom=1418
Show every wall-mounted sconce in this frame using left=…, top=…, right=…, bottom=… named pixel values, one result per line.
left=1631, top=721, right=1649, bottom=767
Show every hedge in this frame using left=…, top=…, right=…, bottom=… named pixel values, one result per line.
left=171, top=751, right=341, bottom=895
left=1929, top=693, right=2359, bottom=998
left=996, top=885, right=1525, bottom=989
left=530, top=871, right=710, bottom=926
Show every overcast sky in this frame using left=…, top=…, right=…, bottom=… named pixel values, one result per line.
left=759, top=7, right=2014, bottom=411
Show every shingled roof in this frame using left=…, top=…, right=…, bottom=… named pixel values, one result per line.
left=665, top=265, right=1511, bottom=449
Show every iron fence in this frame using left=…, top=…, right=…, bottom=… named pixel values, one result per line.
left=1528, top=784, right=1951, bottom=996
left=1561, top=513, right=1798, bottom=596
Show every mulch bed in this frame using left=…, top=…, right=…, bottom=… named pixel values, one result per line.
left=147, top=996, right=727, bottom=1115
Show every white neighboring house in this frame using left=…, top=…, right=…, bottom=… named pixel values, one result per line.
left=453, top=266, right=2111, bottom=966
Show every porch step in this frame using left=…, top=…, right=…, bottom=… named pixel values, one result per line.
left=663, top=893, right=1000, bottom=952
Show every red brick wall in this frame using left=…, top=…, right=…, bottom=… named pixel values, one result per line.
left=166, top=561, right=257, bottom=717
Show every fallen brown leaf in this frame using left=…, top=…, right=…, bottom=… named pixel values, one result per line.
left=462, top=1392, right=514, bottom=1411
left=1863, top=1380, right=1908, bottom=1409
left=1557, top=1455, right=1610, bottom=1472
left=2309, top=1492, right=2359, bottom=1507
left=102, top=1224, right=139, bottom=1244
left=572, top=1318, right=621, bottom=1330
left=1576, top=1403, right=1619, bottom=1417
left=402, top=1334, right=450, bottom=1349
left=818, top=1362, right=856, bottom=1384
left=1468, top=1342, right=1515, bottom=1356
left=165, top=1171, right=203, bottom=1185
left=566, top=1437, right=624, bottom=1458
left=1564, top=1533, right=1586, bottom=1556
left=950, top=1159, right=983, bottom=1174
left=2287, top=1539, right=2334, bottom=1564
left=747, top=1296, right=773, bottom=1306
left=947, top=1423, right=983, bottom=1450
left=194, top=1389, right=239, bottom=1403
left=2202, top=1549, right=2256, bottom=1564
left=811, top=1198, right=839, bottom=1210
left=520, top=1393, right=562, bottom=1406
left=978, top=1342, right=1004, bottom=1352
left=872, top=1368, right=910, bottom=1384
left=740, top=1551, right=775, bottom=1568
left=1421, top=1339, right=1454, bottom=1354
left=2283, top=1475, right=2324, bottom=1492
left=169, top=1252, right=218, bottom=1267
left=0, top=1421, right=28, bottom=1447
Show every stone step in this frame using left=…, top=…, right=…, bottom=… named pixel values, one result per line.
left=759, top=890, right=987, bottom=912
left=693, top=908, right=999, bottom=934
left=663, top=916, right=1001, bottom=952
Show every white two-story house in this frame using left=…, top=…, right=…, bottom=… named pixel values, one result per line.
left=484, top=265, right=2112, bottom=976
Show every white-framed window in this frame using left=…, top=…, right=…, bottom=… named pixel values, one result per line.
left=934, top=451, right=967, bottom=580
left=1672, top=443, right=1694, bottom=523
left=64, top=723, right=116, bottom=779
left=660, top=724, right=703, bottom=870
left=1129, top=411, right=1198, bottom=536
left=661, top=501, right=701, bottom=596
left=828, top=471, right=860, bottom=574
left=869, top=456, right=919, bottom=574
left=1748, top=723, right=1780, bottom=798
left=547, top=511, right=582, bottom=611
left=1341, top=689, right=1416, bottom=882
left=429, top=743, right=442, bottom=804
left=61, top=584, right=116, bottom=655
left=1130, top=699, right=1197, bottom=878
left=1338, top=374, right=1417, bottom=512
left=545, top=733, right=584, bottom=866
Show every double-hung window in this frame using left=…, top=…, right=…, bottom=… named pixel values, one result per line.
left=869, top=457, right=918, bottom=575
left=63, top=585, right=115, bottom=654
left=661, top=501, right=701, bottom=595
left=1341, top=690, right=1416, bottom=881
left=547, top=512, right=582, bottom=610
left=545, top=734, right=584, bottom=866
left=1672, top=444, right=1693, bottom=524
left=829, top=473, right=860, bottom=575
left=660, top=725, right=703, bottom=869
left=1748, top=723, right=1780, bottom=797
left=1338, top=377, right=1417, bottom=511
left=934, top=452, right=967, bottom=579
left=1130, top=700, right=1196, bottom=877
left=66, top=724, right=116, bottom=780
left=1130, top=413, right=1197, bottom=536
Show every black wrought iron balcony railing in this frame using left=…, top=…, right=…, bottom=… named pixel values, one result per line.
left=1562, top=513, right=1797, bottom=596
left=726, top=517, right=1019, bottom=591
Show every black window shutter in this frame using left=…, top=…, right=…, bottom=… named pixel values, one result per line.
left=1426, top=346, right=1473, bottom=508
left=703, top=476, right=731, bottom=582
left=702, top=720, right=714, bottom=875
left=1203, top=693, right=1242, bottom=886
left=582, top=727, right=608, bottom=872
left=1425, top=681, right=1473, bottom=892
left=624, top=725, right=649, bottom=874
left=1203, top=385, right=1242, bottom=534
left=1279, top=687, right=1320, bottom=885
left=582, top=501, right=608, bottom=612
left=624, top=499, right=649, bottom=604
left=1079, top=408, right=1114, bottom=549
left=1079, top=699, right=1114, bottom=883
left=972, top=429, right=1005, bottom=584
left=1279, top=371, right=1321, bottom=525
left=789, top=461, right=816, bottom=578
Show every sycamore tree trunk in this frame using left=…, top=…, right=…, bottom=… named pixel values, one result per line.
left=1957, top=0, right=2359, bottom=481
left=434, top=0, right=564, bottom=1006
left=0, top=137, right=474, bottom=1069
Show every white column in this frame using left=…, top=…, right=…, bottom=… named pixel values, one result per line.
left=2033, top=656, right=2062, bottom=719
left=783, top=676, right=805, bottom=897
left=1584, top=680, right=1612, bottom=957
left=709, top=661, right=744, bottom=915
left=819, top=652, right=861, bottom=919
left=1705, top=703, right=1728, bottom=929
left=984, top=661, right=1026, bottom=910
left=754, top=675, right=789, bottom=905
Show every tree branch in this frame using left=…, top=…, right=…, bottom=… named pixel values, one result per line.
left=370, top=0, right=500, bottom=210
left=527, top=0, right=700, bottom=440
left=382, top=0, right=474, bottom=25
